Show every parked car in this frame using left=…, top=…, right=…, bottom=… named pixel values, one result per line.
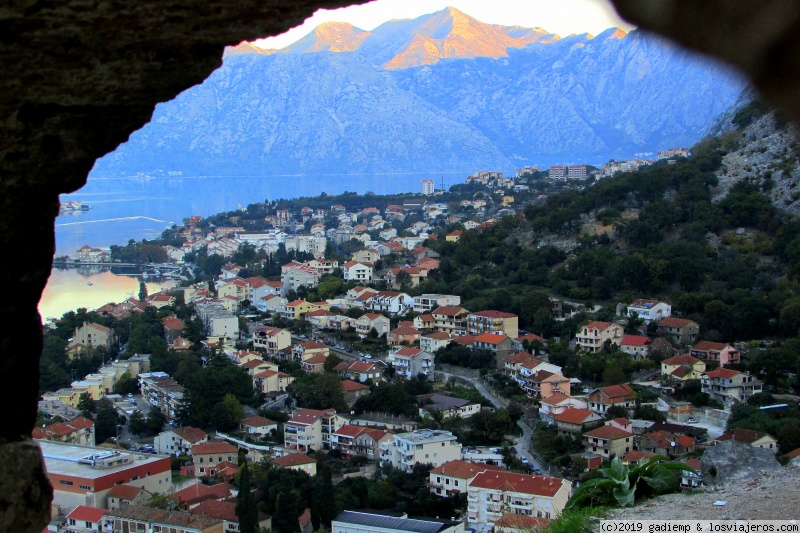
left=521, top=457, right=529, bottom=464
left=686, top=418, right=698, bottom=424
left=510, top=446, right=518, bottom=454
left=695, top=436, right=707, bottom=443
left=532, top=467, right=543, bottom=475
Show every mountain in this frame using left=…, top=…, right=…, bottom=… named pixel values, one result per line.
left=91, top=7, right=746, bottom=179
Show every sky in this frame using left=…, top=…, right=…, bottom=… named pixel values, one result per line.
left=254, top=0, right=634, bottom=50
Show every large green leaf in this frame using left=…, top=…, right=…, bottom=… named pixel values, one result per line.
left=641, top=465, right=679, bottom=494
left=613, top=484, right=637, bottom=507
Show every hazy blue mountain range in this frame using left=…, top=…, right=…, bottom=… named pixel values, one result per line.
left=90, top=7, right=746, bottom=178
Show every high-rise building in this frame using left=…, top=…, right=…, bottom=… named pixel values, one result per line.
left=421, top=179, right=435, bottom=195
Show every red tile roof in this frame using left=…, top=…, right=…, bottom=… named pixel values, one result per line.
left=469, top=471, right=566, bottom=497
left=554, top=408, right=596, bottom=425
left=472, top=310, right=517, bottom=318
left=704, top=368, right=742, bottom=379
left=475, top=332, right=508, bottom=344
left=429, top=459, right=504, bottom=479
left=340, top=379, right=369, bottom=392
left=670, top=366, right=692, bottom=378
left=659, top=317, right=697, bottom=328
left=662, top=355, right=701, bottom=365
left=192, top=442, right=238, bottom=455
left=623, top=451, right=657, bottom=463
left=273, top=452, right=317, bottom=467
left=621, top=335, right=650, bottom=347
left=516, top=333, right=548, bottom=344
left=107, top=484, right=145, bottom=501
left=66, top=505, right=106, bottom=523
left=506, top=352, right=541, bottom=365
left=540, top=392, right=572, bottom=406
left=240, top=415, right=276, bottom=428
left=334, top=424, right=369, bottom=438
left=584, top=425, right=633, bottom=440
left=716, top=428, right=773, bottom=444
left=173, top=482, right=233, bottom=504
left=685, top=458, right=702, bottom=471
left=173, top=426, right=208, bottom=443
left=597, top=383, right=635, bottom=401
left=783, top=448, right=800, bottom=460
left=302, top=353, right=328, bottom=365
left=693, top=340, right=728, bottom=352
left=433, top=306, right=469, bottom=316
left=347, top=361, right=377, bottom=373
left=677, top=435, right=695, bottom=448
left=395, top=347, right=423, bottom=357
left=585, top=321, right=613, bottom=330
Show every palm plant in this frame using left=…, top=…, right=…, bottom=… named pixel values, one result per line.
left=566, top=456, right=694, bottom=509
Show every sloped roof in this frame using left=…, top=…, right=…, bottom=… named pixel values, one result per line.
left=494, top=513, right=550, bottom=530
left=475, top=332, right=508, bottom=345
left=107, top=484, right=145, bottom=501
left=659, top=317, right=698, bottom=328
left=584, top=425, right=633, bottom=440
left=554, top=408, right=597, bottom=425
left=693, top=340, right=728, bottom=352
left=623, top=451, right=657, bottom=463
left=469, top=471, right=566, bottom=497
left=621, top=335, right=650, bottom=347
left=173, top=426, right=208, bottom=443
left=597, top=383, right=635, bottom=400
left=66, top=505, right=106, bottom=523
left=717, top=428, right=773, bottom=444
left=429, top=459, right=504, bottom=479
left=506, top=352, right=541, bottom=365
left=192, top=441, right=237, bottom=455
left=341, top=380, right=369, bottom=392
left=472, top=310, right=517, bottom=318
left=705, top=368, right=742, bottom=379
left=662, top=354, right=701, bottom=365
left=240, top=415, right=276, bottom=428
left=539, top=392, right=572, bottom=406
left=273, top=452, right=317, bottom=467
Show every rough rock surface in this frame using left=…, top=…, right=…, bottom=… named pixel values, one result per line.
left=600, top=466, right=800, bottom=523
left=700, top=439, right=782, bottom=485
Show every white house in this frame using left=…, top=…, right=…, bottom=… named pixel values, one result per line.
left=627, top=299, right=672, bottom=324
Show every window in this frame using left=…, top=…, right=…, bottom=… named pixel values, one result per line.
left=79, top=485, right=91, bottom=490
left=59, top=480, right=73, bottom=486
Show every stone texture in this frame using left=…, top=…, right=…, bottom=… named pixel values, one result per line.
left=0, top=440, right=53, bottom=533
left=701, top=439, right=782, bottom=485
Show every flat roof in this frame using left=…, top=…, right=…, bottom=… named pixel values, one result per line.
left=38, top=440, right=167, bottom=480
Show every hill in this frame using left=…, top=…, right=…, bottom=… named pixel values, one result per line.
left=90, top=7, right=745, bottom=178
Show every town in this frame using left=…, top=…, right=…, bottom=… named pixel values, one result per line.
left=37, top=146, right=800, bottom=533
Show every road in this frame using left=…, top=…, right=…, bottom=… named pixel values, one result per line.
left=436, top=370, right=553, bottom=476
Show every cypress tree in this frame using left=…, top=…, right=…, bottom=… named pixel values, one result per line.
left=235, top=461, right=258, bottom=533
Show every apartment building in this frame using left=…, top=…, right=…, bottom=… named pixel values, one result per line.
left=582, top=425, right=634, bottom=458
left=284, top=408, right=346, bottom=452
left=382, top=430, right=462, bottom=472
left=701, top=368, right=762, bottom=407
left=392, top=347, right=435, bottom=380
left=252, top=326, right=291, bottom=355
left=429, top=460, right=504, bottom=498
left=432, top=306, right=471, bottom=336
left=413, top=294, right=461, bottom=314
left=153, top=426, right=208, bottom=456
left=467, top=310, right=519, bottom=338
left=587, top=384, right=637, bottom=416
left=38, top=440, right=172, bottom=512
left=192, top=441, right=238, bottom=477
left=138, top=372, right=186, bottom=421
left=627, top=299, right=672, bottom=324
left=575, top=321, right=624, bottom=353
left=467, top=472, right=572, bottom=529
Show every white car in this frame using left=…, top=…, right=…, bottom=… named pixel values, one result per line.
left=686, top=418, right=698, bottom=424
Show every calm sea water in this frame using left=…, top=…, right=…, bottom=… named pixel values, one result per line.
left=41, top=173, right=461, bottom=320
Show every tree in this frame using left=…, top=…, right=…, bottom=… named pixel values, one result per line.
left=95, top=398, right=121, bottom=443
left=272, top=490, right=301, bottom=533
left=210, top=393, right=245, bottom=432
left=138, top=281, right=148, bottom=302
left=129, top=409, right=147, bottom=436
left=77, top=392, right=96, bottom=419
left=146, top=493, right=180, bottom=511
left=778, top=424, right=800, bottom=454
left=310, top=464, right=336, bottom=529
left=236, top=461, right=259, bottom=533
left=146, top=407, right=168, bottom=435
left=112, top=371, right=139, bottom=395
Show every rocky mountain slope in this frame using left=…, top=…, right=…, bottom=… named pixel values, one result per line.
left=711, top=105, right=800, bottom=215
left=90, top=7, right=746, bottom=178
